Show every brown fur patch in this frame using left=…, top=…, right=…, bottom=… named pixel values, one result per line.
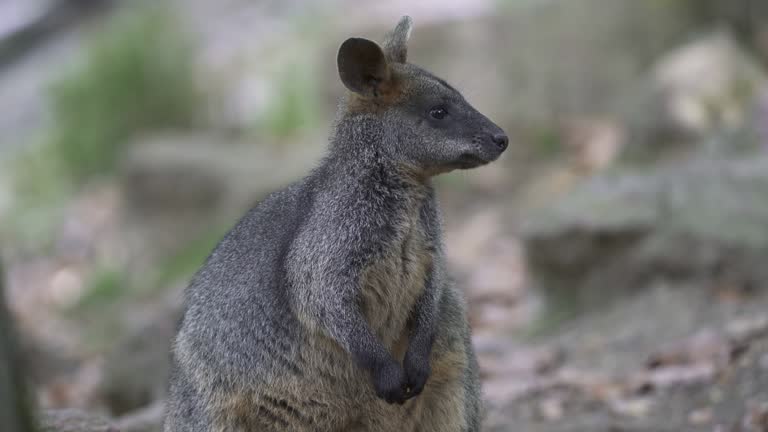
left=430, top=346, right=467, bottom=386
left=346, top=72, right=405, bottom=113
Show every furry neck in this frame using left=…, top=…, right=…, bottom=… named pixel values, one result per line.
left=324, top=112, right=432, bottom=194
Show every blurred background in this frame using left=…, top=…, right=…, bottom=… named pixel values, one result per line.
left=1, top=0, right=768, bottom=431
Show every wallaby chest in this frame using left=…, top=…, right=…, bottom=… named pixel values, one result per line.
left=359, top=199, right=433, bottom=347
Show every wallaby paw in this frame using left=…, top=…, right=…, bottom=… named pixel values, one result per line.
left=403, top=351, right=431, bottom=399
left=373, top=360, right=408, bottom=405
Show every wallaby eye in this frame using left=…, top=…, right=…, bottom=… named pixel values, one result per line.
left=429, top=106, right=448, bottom=120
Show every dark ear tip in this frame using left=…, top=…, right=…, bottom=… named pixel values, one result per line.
left=338, top=38, right=381, bottom=55
left=339, top=37, right=363, bottom=48
left=337, top=38, right=375, bottom=66
left=337, top=38, right=383, bottom=75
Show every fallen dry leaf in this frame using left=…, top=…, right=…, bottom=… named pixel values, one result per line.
left=647, top=329, right=731, bottom=370
left=689, top=407, right=714, bottom=426
left=609, top=397, right=653, bottom=419
left=538, top=396, right=565, bottom=421
left=743, top=402, right=768, bottom=432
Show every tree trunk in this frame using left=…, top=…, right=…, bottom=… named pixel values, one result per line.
left=0, top=262, right=37, bottom=432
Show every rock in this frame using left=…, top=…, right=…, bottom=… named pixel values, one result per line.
left=40, top=409, right=116, bottom=432
left=625, top=32, right=767, bottom=161
left=653, top=32, right=766, bottom=135
left=119, top=132, right=323, bottom=258
left=521, top=155, right=768, bottom=319
left=113, top=401, right=164, bottom=432
left=121, top=132, right=322, bottom=215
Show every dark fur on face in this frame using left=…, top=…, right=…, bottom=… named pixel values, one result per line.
left=336, top=17, right=508, bottom=177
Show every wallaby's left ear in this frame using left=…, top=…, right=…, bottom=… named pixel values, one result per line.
left=383, top=16, right=413, bottom=64
left=337, top=37, right=391, bottom=97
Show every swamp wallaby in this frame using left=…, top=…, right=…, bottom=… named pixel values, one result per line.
left=165, top=16, right=508, bottom=432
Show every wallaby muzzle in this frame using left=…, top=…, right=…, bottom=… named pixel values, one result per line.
left=458, top=116, right=508, bottom=168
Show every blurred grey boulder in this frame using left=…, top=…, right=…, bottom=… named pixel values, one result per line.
left=652, top=32, right=766, bottom=136
left=522, top=155, right=768, bottom=319
left=121, top=132, right=322, bottom=215
left=113, top=401, right=164, bottom=432
left=625, top=32, right=767, bottom=162
left=120, top=132, right=323, bottom=256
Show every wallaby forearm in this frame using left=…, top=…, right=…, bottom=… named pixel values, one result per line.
left=322, top=295, right=395, bottom=368
left=407, top=268, right=439, bottom=354
left=406, top=194, right=443, bottom=355
left=314, top=277, right=413, bottom=404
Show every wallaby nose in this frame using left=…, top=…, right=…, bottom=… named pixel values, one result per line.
left=492, top=133, right=509, bottom=151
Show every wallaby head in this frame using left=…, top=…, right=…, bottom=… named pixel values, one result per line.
left=336, top=16, right=508, bottom=176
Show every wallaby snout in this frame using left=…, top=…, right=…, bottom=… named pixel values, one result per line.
left=478, top=122, right=509, bottom=156
left=492, top=133, right=509, bottom=151
left=455, top=115, right=508, bottom=169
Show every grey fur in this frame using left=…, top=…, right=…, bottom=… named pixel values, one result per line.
left=383, top=16, right=412, bottom=63
left=165, top=16, right=506, bottom=432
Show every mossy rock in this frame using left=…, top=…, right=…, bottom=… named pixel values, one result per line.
left=522, top=155, right=768, bottom=324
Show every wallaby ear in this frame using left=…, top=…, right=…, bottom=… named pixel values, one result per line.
left=337, top=38, right=390, bottom=97
left=382, top=16, right=413, bottom=64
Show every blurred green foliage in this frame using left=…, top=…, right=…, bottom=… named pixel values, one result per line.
left=48, top=5, right=199, bottom=181
left=532, top=127, right=562, bottom=158
left=76, top=268, right=126, bottom=312
left=73, top=228, right=222, bottom=314
left=71, top=227, right=224, bottom=347
left=6, top=5, right=200, bottom=249
left=5, top=147, right=69, bottom=248
left=71, top=266, right=127, bottom=345
left=258, top=62, right=320, bottom=139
